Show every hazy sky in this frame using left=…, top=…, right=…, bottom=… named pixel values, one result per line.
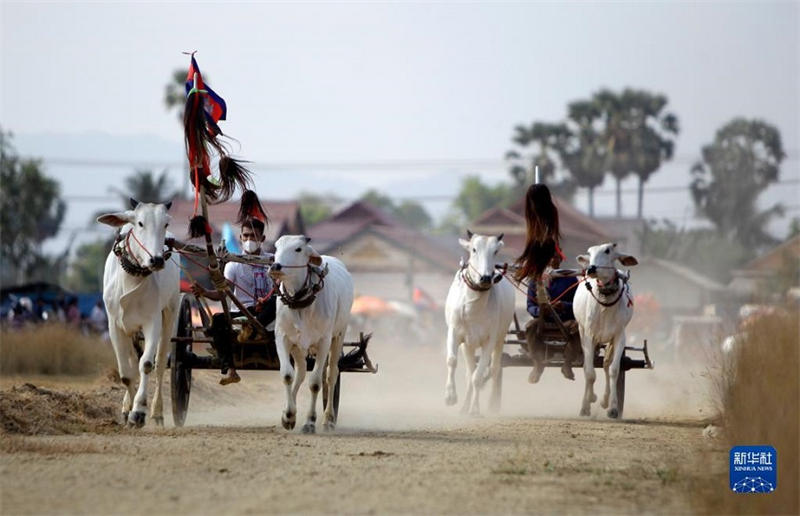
left=1, top=1, right=798, bottom=251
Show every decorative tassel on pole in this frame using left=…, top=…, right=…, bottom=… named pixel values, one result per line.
left=182, top=52, right=253, bottom=238
left=237, top=190, right=269, bottom=226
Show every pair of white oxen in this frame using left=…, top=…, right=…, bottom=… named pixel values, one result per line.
left=99, top=201, right=638, bottom=430
left=444, top=233, right=638, bottom=419
left=99, top=201, right=351, bottom=433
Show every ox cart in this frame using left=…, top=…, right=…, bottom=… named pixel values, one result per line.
left=499, top=268, right=653, bottom=418
left=161, top=238, right=378, bottom=427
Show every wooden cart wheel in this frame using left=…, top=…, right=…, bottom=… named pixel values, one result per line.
left=322, top=371, right=341, bottom=423
left=170, top=294, right=193, bottom=427
left=615, top=359, right=626, bottom=418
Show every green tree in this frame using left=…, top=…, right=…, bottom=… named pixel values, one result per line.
left=359, top=189, right=433, bottom=230
left=788, top=218, right=800, bottom=239
left=562, top=100, right=607, bottom=217
left=453, top=175, right=513, bottom=222
left=615, top=89, right=678, bottom=219
left=690, top=118, right=785, bottom=248
left=395, top=200, right=432, bottom=230
left=506, top=122, right=576, bottom=201
left=360, top=189, right=395, bottom=213
left=164, top=69, right=187, bottom=121
left=0, top=130, right=67, bottom=286
left=639, top=220, right=752, bottom=282
left=586, top=89, right=679, bottom=218
left=298, top=191, right=341, bottom=226
left=65, top=239, right=111, bottom=292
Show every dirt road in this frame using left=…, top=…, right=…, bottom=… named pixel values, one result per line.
left=1, top=346, right=715, bottom=515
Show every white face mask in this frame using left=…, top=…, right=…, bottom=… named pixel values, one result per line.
left=242, top=240, right=261, bottom=254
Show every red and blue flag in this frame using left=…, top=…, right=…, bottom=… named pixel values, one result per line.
left=185, top=56, right=227, bottom=135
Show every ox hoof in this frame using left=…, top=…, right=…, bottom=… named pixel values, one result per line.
left=579, top=407, right=590, bottom=417
left=527, top=367, right=544, bottom=384
left=607, top=408, right=619, bottom=419
left=152, top=416, right=164, bottom=427
left=301, top=422, right=316, bottom=434
left=444, top=391, right=457, bottom=406
left=127, top=411, right=146, bottom=428
left=281, top=412, right=296, bottom=430
left=600, top=397, right=609, bottom=409
left=121, top=411, right=130, bottom=425
left=323, top=421, right=336, bottom=433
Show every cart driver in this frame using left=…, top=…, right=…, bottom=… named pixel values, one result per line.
left=192, top=218, right=277, bottom=385
left=525, top=255, right=580, bottom=383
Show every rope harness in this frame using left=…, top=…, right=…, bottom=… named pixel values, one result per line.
left=459, top=259, right=506, bottom=293
left=582, top=266, right=631, bottom=308
left=113, top=230, right=172, bottom=278
left=276, top=263, right=328, bottom=310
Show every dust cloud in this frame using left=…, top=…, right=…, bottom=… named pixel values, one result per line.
left=179, top=314, right=712, bottom=431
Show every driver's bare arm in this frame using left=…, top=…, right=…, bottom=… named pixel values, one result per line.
left=191, top=282, right=229, bottom=302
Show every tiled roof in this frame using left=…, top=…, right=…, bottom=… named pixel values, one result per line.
left=307, top=201, right=458, bottom=271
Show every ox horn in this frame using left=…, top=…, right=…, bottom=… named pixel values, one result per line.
left=466, top=229, right=474, bottom=239
left=129, top=198, right=140, bottom=209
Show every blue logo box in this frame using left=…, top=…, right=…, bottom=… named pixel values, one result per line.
left=730, top=446, right=777, bottom=493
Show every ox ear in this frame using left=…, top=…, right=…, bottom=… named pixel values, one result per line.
left=97, top=211, right=134, bottom=227
left=466, top=229, right=474, bottom=240
left=618, top=254, right=638, bottom=266
left=497, top=232, right=504, bottom=242
left=458, top=238, right=470, bottom=250
left=129, top=198, right=140, bottom=210
left=165, top=200, right=173, bottom=211
left=577, top=254, right=590, bottom=267
left=308, top=246, right=323, bottom=266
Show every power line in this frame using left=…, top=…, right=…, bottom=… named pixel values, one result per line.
left=58, top=178, right=800, bottom=203
left=23, top=152, right=800, bottom=171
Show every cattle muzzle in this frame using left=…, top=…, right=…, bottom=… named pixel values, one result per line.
left=268, top=263, right=284, bottom=279
left=149, top=256, right=165, bottom=270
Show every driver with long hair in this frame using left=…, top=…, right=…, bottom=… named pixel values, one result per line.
left=514, top=183, right=577, bottom=382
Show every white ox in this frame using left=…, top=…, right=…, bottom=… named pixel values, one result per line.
left=444, top=232, right=515, bottom=415
left=269, top=235, right=354, bottom=433
left=573, top=242, right=638, bottom=419
left=97, top=200, right=180, bottom=427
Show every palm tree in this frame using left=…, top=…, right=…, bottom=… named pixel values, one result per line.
left=108, top=169, right=178, bottom=205
left=562, top=101, right=606, bottom=217
left=620, top=90, right=678, bottom=219
left=591, top=89, right=679, bottom=218
left=506, top=122, right=575, bottom=200
left=164, top=69, right=187, bottom=121
left=691, top=118, right=785, bottom=248
left=592, top=89, right=631, bottom=218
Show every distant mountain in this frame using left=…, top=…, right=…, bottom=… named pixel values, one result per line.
left=12, top=131, right=183, bottom=163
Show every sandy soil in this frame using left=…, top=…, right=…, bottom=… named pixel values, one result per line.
left=0, top=343, right=716, bottom=515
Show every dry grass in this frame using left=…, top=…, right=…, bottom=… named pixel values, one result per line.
left=0, top=324, right=115, bottom=376
left=693, top=308, right=799, bottom=515
left=0, top=382, right=121, bottom=435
